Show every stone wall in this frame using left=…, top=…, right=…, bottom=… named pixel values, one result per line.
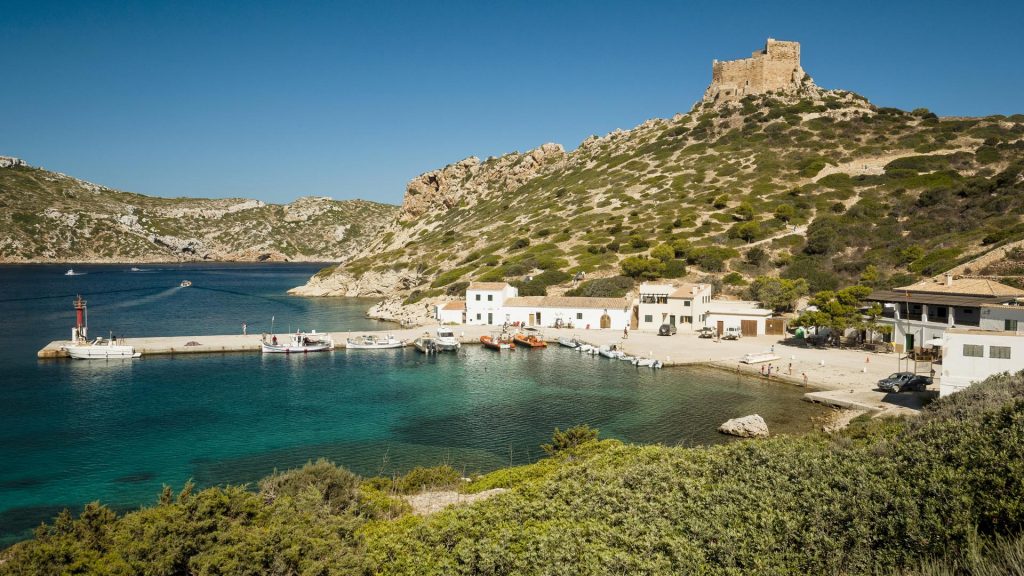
left=704, top=39, right=806, bottom=103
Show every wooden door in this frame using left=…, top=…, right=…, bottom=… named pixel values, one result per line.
left=741, top=320, right=757, bottom=337
left=631, top=306, right=639, bottom=330
left=716, top=321, right=724, bottom=336
left=600, top=314, right=611, bottom=329
left=765, top=318, right=785, bottom=335
left=528, top=314, right=534, bottom=326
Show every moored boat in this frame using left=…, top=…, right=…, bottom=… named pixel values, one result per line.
left=63, top=337, right=140, bottom=359
left=557, top=336, right=578, bottom=348
left=435, top=327, right=461, bottom=351
left=346, top=334, right=403, bottom=349
left=513, top=333, right=547, bottom=348
left=598, top=345, right=623, bottom=359
left=414, top=333, right=439, bottom=354
left=480, top=333, right=515, bottom=350
left=632, top=357, right=663, bottom=369
left=262, top=331, right=334, bottom=353
left=180, top=280, right=192, bottom=287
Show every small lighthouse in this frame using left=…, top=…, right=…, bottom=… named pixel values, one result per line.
left=73, top=295, right=88, bottom=342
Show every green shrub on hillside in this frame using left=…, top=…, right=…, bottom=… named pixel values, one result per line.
left=565, top=276, right=635, bottom=298
left=620, top=256, right=665, bottom=279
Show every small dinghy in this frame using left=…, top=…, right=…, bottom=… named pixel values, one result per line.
left=262, top=331, right=334, bottom=353
left=414, top=333, right=439, bottom=354
left=557, top=337, right=578, bottom=348
left=346, top=334, right=403, bottom=349
left=481, top=333, right=515, bottom=350
left=577, top=344, right=595, bottom=354
left=513, top=333, right=547, bottom=348
left=598, top=345, right=623, bottom=359
left=632, top=357, right=664, bottom=369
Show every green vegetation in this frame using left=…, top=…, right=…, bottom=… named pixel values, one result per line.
left=564, top=275, right=635, bottom=297
left=8, top=374, right=1024, bottom=574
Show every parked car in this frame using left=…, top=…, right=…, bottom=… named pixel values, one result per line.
left=721, top=326, right=742, bottom=340
left=877, top=372, right=932, bottom=393
left=658, top=323, right=677, bottom=336
left=697, top=327, right=716, bottom=339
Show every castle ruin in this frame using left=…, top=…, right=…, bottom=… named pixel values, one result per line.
left=703, top=39, right=808, bottom=103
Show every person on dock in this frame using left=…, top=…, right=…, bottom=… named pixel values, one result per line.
left=802, top=372, right=808, bottom=386
left=623, top=326, right=629, bottom=339
left=242, top=322, right=247, bottom=336
left=788, top=362, right=793, bottom=375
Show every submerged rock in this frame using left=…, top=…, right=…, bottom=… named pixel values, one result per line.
left=718, top=414, right=769, bottom=438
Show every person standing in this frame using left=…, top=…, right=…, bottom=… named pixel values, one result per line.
left=242, top=322, right=247, bottom=336
left=802, top=372, right=808, bottom=386
left=623, top=326, right=629, bottom=340
left=788, top=362, right=792, bottom=376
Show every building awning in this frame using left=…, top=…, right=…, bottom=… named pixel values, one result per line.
left=868, top=290, right=1010, bottom=308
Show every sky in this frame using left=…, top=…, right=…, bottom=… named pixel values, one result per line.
left=2, top=0, right=1022, bottom=205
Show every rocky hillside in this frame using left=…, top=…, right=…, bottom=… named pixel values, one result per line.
left=293, top=73, right=1024, bottom=319
left=0, top=158, right=398, bottom=263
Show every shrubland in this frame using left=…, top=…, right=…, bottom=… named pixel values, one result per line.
left=5, top=372, right=1024, bottom=574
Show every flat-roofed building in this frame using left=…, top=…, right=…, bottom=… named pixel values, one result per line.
left=941, top=328, right=1024, bottom=396
left=634, top=282, right=713, bottom=332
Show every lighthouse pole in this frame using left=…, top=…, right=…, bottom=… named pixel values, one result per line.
left=73, top=295, right=87, bottom=342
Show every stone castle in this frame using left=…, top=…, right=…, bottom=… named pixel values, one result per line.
left=703, top=38, right=809, bottom=103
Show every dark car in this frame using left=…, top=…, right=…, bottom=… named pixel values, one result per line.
left=878, top=372, right=932, bottom=393
left=658, top=323, right=677, bottom=336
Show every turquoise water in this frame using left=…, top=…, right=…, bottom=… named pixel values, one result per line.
left=0, top=263, right=825, bottom=546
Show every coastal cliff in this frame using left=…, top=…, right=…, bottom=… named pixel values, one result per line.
left=0, top=158, right=398, bottom=263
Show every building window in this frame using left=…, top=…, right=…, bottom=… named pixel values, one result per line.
left=576, top=312, right=583, bottom=320
left=683, top=316, right=692, bottom=324
left=487, top=294, right=493, bottom=301
left=684, top=300, right=691, bottom=307
left=640, top=294, right=668, bottom=304
left=963, top=344, right=984, bottom=358
left=644, top=315, right=653, bottom=323
left=990, top=346, right=1012, bottom=360
left=475, top=294, right=480, bottom=301
left=476, top=313, right=481, bottom=320
left=1006, top=319, right=1019, bottom=332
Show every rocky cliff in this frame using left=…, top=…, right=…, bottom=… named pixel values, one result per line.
left=0, top=160, right=398, bottom=263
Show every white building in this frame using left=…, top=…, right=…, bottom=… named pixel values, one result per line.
left=436, top=301, right=466, bottom=324
left=503, top=296, right=630, bottom=330
left=705, top=300, right=774, bottom=337
left=941, top=328, right=1024, bottom=397
left=634, top=282, right=713, bottom=332
left=464, top=282, right=518, bottom=325
left=981, top=301, right=1024, bottom=333
left=868, top=275, right=1024, bottom=353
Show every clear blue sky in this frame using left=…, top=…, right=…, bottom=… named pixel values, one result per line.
left=2, top=0, right=1021, bottom=205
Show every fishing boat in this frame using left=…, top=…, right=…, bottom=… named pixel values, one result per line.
left=480, top=333, right=515, bottom=350
left=557, top=336, right=578, bottom=348
left=513, top=333, right=547, bottom=348
left=63, top=336, right=140, bottom=359
left=346, top=334, right=403, bottom=349
left=598, top=345, right=623, bottom=359
left=435, top=327, right=461, bottom=351
left=413, top=333, right=439, bottom=354
left=262, top=331, right=334, bottom=353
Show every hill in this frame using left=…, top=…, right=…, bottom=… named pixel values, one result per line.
left=292, top=43, right=1024, bottom=323
left=4, top=371, right=1024, bottom=574
left=0, top=157, right=398, bottom=263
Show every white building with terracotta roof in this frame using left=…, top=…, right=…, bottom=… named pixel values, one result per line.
left=868, top=273, right=1024, bottom=353
left=634, top=282, right=713, bottom=332
left=503, top=296, right=630, bottom=330
left=436, top=300, right=466, bottom=325
left=464, top=282, right=518, bottom=325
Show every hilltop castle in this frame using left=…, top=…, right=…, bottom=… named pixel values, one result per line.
left=703, top=38, right=809, bottom=103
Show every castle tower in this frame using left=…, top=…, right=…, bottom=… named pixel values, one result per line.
left=703, top=38, right=807, bottom=103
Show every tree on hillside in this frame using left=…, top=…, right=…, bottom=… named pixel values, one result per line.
left=748, top=276, right=809, bottom=312
left=650, top=243, right=675, bottom=262
left=791, top=285, right=888, bottom=346
left=620, top=256, right=665, bottom=280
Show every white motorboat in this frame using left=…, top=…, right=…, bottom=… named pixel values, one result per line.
left=620, top=355, right=636, bottom=363
left=414, top=334, right=439, bottom=354
left=346, top=334, right=404, bottom=350
left=64, top=269, right=85, bottom=276
left=598, top=345, right=624, bottom=359
left=179, top=280, right=192, bottom=287
left=632, top=357, right=664, bottom=369
left=63, top=337, right=140, bottom=360
left=557, top=337, right=578, bottom=348
left=262, top=331, right=334, bottom=353
left=577, top=344, right=595, bottom=354
left=434, top=327, right=461, bottom=351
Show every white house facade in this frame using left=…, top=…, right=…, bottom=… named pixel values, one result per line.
left=634, top=282, right=713, bottom=332
left=464, top=282, right=518, bottom=325
left=941, top=329, right=1024, bottom=397
left=704, top=300, right=773, bottom=336
left=503, top=296, right=630, bottom=330
left=436, top=301, right=466, bottom=324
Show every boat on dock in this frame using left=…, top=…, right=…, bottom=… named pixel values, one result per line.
left=413, top=333, right=439, bottom=354
left=741, top=352, right=781, bottom=364
left=63, top=337, right=140, bottom=359
left=262, top=331, right=334, bottom=353
left=557, top=336, right=578, bottom=348
left=435, top=327, right=461, bottom=351
left=481, top=333, right=515, bottom=350
left=346, top=334, right=403, bottom=349
left=513, top=333, right=547, bottom=348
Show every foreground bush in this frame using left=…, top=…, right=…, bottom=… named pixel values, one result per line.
left=4, top=374, right=1024, bottom=574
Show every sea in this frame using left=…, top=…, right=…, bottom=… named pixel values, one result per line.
left=0, top=263, right=826, bottom=546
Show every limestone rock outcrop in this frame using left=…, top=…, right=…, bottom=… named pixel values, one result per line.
left=718, top=415, right=769, bottom=438
left=0, top=156, right=27, bottom=168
